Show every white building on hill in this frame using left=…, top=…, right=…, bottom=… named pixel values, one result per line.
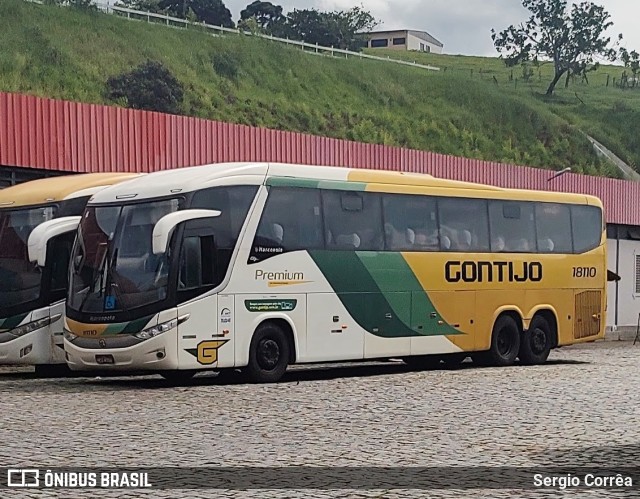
left=366, top=29, right=444, bottom=54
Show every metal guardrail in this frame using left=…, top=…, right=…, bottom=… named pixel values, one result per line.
left=83, top=1, right=439, bottom=72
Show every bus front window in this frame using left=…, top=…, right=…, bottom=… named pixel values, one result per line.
left=0, top=206, right=56, bottom=313
left=69, top=199, right=180, bottom=314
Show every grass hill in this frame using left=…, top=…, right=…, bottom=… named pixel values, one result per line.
left=2, top=0, right=639, bottom=177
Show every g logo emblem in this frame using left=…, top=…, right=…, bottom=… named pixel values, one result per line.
left=197, top=340, right=228, bottom=365
left=98, top=339, right=107, bottom=348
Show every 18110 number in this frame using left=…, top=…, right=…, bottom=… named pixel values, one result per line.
left=572, top=266, right=597, bottom=278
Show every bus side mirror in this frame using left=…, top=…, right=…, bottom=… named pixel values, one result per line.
left=27, top=216, right=81, bottom=267
left=152, top=209, right=221, bottom=255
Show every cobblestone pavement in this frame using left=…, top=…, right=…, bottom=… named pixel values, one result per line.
left=1, top=342, right=639, bottom=498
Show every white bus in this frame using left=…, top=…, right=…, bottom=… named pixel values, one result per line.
left=0, top=173, right=139, bottom=375
left=63, top=163, right=606, bottom=382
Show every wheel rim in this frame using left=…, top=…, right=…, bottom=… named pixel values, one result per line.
left=497, top=327, right=515, bottom=357
left=530, top=327, right=548, bottom=354
left=257, top=338, right=280, bottom=370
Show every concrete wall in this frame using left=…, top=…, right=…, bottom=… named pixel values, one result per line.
left=406, top=34, right=443, bottom=54
left=607, top=237, right=640, bottom=328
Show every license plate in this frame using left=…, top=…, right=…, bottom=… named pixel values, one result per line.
left=95, top=354, right=115, bottom=365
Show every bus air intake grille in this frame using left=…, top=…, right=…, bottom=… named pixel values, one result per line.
left=574, top=290, right=601, bottom=339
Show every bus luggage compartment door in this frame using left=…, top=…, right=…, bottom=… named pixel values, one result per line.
left=411, top=290, right=476, bottom=355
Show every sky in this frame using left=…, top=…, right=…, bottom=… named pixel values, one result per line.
left=222, top=0, right=640, bottom=57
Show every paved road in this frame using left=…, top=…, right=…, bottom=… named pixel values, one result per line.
left=1, top=342, right=639, bottom=498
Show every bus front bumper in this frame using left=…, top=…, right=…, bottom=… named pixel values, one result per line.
left=0, top=327, right=57, bottom=365
left=64, top=333, right=178, bottom=372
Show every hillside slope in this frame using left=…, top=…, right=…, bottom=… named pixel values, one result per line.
left=0, top=0, right=635, bottom=177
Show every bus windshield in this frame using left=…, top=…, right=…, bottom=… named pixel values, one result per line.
left=68, top=199, right=180, bottom=314
left=0, top=206, right=56, bottom=312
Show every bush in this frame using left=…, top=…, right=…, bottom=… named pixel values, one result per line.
left=212, top=50, right=240, bottom=81
left=106, top=60, right=184, bottom=114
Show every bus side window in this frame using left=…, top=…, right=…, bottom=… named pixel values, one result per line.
left=571, top=205, right=603, bottom=253
left=323, top=190, right=383, bottom=251
left=438, top=198, right=489, bottom=252
left=178, top=234, right=215, bottom=290
left=382, top=194, right=438, bottom=251
left=191, top=185, right=258, bottom=273
left=489, top=201, right=535, bottom=253
left=250, top=187, right=323, bottom=262
left=535, top=203, right=572, bottom=253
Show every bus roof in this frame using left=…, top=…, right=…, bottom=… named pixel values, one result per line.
left=86, top=163, right=603, bottom=208
left=0, top=172, right=141, bottom=209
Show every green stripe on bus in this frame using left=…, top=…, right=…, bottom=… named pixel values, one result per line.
left=308, top=251, right=462, bottom=338
left=265, top=177, right=366, bottom=191
left=357, top=252, right=462, bottom=336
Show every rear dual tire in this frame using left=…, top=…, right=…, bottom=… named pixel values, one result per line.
left=519, top=316, right=552, bottom=365
left=474, top=315, right=521, bottom=367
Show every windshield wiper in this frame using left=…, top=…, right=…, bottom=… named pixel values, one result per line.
left=76, top=242, right=109, bottom=311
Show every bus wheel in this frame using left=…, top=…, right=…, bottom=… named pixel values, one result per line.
left=481, top=315, right=521, bottom=367
left=245, top=323, right=290, bottom=383
left=160, top=370, right=197, bottom=383
left=403, top=355, right=441, bottom=370
left=519, top=316, right=553, bottom=365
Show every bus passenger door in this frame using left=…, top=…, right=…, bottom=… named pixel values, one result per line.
left=175, top=229, right=231, bottom=370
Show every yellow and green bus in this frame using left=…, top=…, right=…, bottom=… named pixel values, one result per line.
left=63, top=163, right=606, bottom=382
left=0, top=173, right=139, bottom=374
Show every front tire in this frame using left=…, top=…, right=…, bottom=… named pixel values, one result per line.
left=477, top=315, right=521, bottom=367
left=519, top=316, right=553, bottom=365
left=245, top=323, right=290, bottom=383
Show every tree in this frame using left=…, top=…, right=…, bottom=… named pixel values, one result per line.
left=239, top=1, right=284, bottom=32
left=330, top=6, right=378, bottom=51
left=46, top=0, right=98, bottom=8
left=491, top=0, right=621, bottom=95
left=158, top=0, right=234, bottom=27
left=283, top=9, right=333, bottom=45
left=116, top=0, right=164, bottom=12
left=106, top=60, right=184, bottom=114
left=276, top=6, right=378, bottom=51
left=237, top=16, right=263, bottom=34
left=620, top=48, right=640, bottom=88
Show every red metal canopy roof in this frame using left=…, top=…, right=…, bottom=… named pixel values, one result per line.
left=1, top=91, right=638, bottom=225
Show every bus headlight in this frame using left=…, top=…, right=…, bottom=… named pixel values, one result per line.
left=134, top=319, right=178, bottom=340
left=63, top=328, right=78, bottom=342
left=8, top=314, right=60, bottom=338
